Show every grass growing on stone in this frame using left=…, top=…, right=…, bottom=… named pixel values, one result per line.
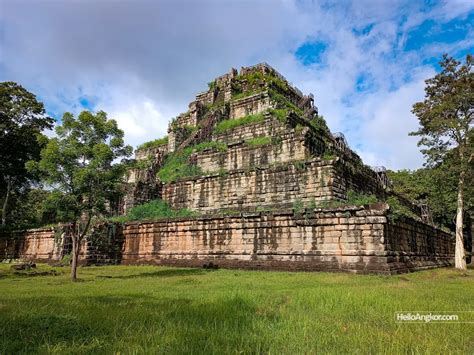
left=246, top=136, right=272, bottom=147
left=0, top=264, right=472, bottom=354
left=109, top=200, right=196, bottom=222
left=136, top=136, right=168, bottom=151
left=158, top=142, right=227, bottom=183
left=213, top=113, right=266, bottom=134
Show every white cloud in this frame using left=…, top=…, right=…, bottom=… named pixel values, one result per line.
left=354, top=68, right=436, bottom=169
left=1, top=0, right=472, bottom=169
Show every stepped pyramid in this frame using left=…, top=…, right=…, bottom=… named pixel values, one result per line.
left=123, top=63, right=388, bottom=213
left=0, top=64, right=455, bottom=273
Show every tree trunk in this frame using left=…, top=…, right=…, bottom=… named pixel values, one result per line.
left=70, top=233, right=80, bottom=282
left=1, top=177, right=12, bottom=226
left=70, top=215, right=93, bottom=281
left=454, top=169, right=466, bottom=270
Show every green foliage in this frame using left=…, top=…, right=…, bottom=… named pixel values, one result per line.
left=158, top=142, right=226, bottom=183
left=268, top=108, right=289, bottom=122
left=136, top=136, right=168, bottom=151
left=410, top=54, right=472, bottom=267
left=194, top=141, right=228, bottom=153
left=231, top=90, right=265, bottom=101
left=158, top=147, right=201, bottom=183
left=271, top=136, right=283, bottom=147
left=0, top=189, right=53, bottom=230
left=268, top=89, right=303, bottom=116
left=294, top=161, right=306, bottom=171
left=387, top=165, right=473, bottom=229
left=322, top=151, right=335, bottom=161
left=311, top=191, right=378, bottom=209
left=30, top=111, right=132, bottom=221
left=232, top=69, right=290, bottom=103
left=173, top=124, right=198, bottom=136
left=213, top=113, right=265, bottom=134
left=386, top=196, right=418, bottom=221
left=310, top=115, right=331, bottom=135
left=0, top=82, right=54, bottom=227
left=294, top=124, right=305, bottom=135
left=61, top=254, right=72, bottom=266
left=217, top=168, right=228, bottom=177
left=111, top=200, right=196, bottom=222
left=411, top=54, right=473, bottom=167
left=292, top=199, right=305, bottom=214
left=246, top=136, right=272, bottom=147
left=346, top=190, right=378, bottom=206
left=207, top=80, right=217, bottom=91
left=131, top=157, right=154, bottom=170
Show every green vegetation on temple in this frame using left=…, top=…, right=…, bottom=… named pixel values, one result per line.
left=158, top=141, right=227, bottom=183
left=136, top=136, right=168, bottom=151
left=246, top=136, right=272, bottom=147
left=214, top=113, right=266, bottom=134
left=110, top=200, right=196, bottom=223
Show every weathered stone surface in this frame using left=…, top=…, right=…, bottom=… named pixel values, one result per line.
left=0, top=63, right=455, bottom=274
left=0, top=206, right=454, bottom=274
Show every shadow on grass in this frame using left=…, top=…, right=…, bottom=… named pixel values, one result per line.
left=96, top=267, right=206, bottom=280
left=0, top=294, right=276, bottom=353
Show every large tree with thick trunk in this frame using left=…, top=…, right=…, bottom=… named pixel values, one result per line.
left=411, top=54, right=473, bottom=270
left=30, top=111, right=132, bottom=281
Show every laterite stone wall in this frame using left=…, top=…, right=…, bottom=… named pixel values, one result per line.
left=0, top=205, right=455, bottom=274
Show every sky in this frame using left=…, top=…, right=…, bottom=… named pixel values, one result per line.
left=1, top=0, right=473, bottom=170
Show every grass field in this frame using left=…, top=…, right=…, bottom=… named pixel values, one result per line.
left=1, top=264, right=473, bottom=354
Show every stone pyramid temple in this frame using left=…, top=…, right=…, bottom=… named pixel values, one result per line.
left=124, top=63, right=387, bottom=213
left=0, top=63, right=455, bottom=273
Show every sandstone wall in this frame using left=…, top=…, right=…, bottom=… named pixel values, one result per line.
left=229, top=92, right=273, bottom=119
left=162, top=159, right=336, bottom=212
left=0, top=206, right=455, bottom=274
left=119, top=207, right=389, bottom=272
left=0, top=228, right=61, bottom=261
left=385, top=216, right=454, bottom=272
left=332, top=159, right=387, bottom=199
left=117, top=206, right=454, bottom=273
left=195, top=133, right=307, bottom=173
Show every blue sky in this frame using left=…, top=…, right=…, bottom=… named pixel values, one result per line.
left=1, top=0, right=473, bottom=170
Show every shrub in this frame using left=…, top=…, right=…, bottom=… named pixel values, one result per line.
left=310, top=116, right=331, bottom=135
left=136, top=136, right=168, bottom=151
left=346, top=190, right=378, bottom=205
left=268, top=89, right=304, bottom=116
left=214, top=113, right=265, bottom=134
left=246, top=136, right=272, bottom=147
left=322, top=151, right=335, bottom=161
left=232, top=90, right=265, bottom=101
left=111, top=200, right=196, bottom=222
left=158, top=147, right=202, bottom=183
left=269, top=108, right=289, bottom=122
left=194, top=141, right=228, bottom=152
left=293, top=199, right=305, bottom=214
left=208, top=80, right=217, bottom=91
left=386, top=196, right=418, bottom=221
left=158, top=142, right=227, bottom=183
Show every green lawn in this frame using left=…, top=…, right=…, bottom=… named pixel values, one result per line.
left=0, top=264, right=473, bottom=354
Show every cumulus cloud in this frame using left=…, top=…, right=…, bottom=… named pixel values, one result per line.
left=1, top=0, right=473, bottom=168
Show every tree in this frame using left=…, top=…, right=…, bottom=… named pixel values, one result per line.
left=411, top=54, right=473, bottom=270
left=30, top=111, right=132, bottom=281
left=0, top=82, right=53, bottom=227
